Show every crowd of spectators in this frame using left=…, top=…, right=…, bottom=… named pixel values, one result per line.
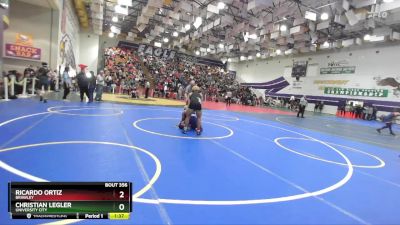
left=0, top=64, right=58, bottom=99
left=103, top=47, right=256, bottom=105
left=338, top=102, right=378, bottom=120
left=103, top=47, right=145, bottom=95
left=0, top=47, right=257, bottom=106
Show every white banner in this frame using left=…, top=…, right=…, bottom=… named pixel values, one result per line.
left=278, top=74, right=400, bottom=102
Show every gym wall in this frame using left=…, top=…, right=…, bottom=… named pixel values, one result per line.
left=3, top=0, right=59, bottom=72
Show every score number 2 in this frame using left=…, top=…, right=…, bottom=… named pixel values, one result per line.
left=119, top=191, right=125, bottom=211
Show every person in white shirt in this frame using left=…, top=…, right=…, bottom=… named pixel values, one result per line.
left=164, top=83, right=168, bottom=98
left=145, top=80, right=150, bottom=98
left=95, top=70, right=105, bottom=101
left=289, top=95, right=295, bottom=110
left=62, top=67, right=71, bottom=100
left=185, top=80, right=195, bottom=101
left=226, top=90, right=232, bottom=106
left=297, top=96, right=308, bottom=118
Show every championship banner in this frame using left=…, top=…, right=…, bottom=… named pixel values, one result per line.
left=320, top=66, right=355, bottom=75
left=324, top=87, right=389, bottom=97
left=5, top=43, right=41, bottom=60
left=320, top=60, right=356, bottom=75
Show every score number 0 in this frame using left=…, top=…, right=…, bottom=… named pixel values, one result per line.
left=119, top=191, right=125, bottom=211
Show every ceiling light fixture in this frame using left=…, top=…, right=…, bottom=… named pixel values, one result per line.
left=256, top=52, right=261, bottom=58
left=217, top=2, right=226, bottom=9
left=280, top=24, right=287, bottom=32
left=172, top=31, right=178, bottom=37
left=195, top=50, right=200, bottom=55
left=110, top=25, right=121, bottom=34
left=323, top=41, right=330, bottom=47
left=163, top=37, right=169, bottom=43
left=383, top=0, right=394, bottom=2
left=218, top=43, right=224, bottom=49
left=364, top=34, right=371, bottom=41
left=248, top=33, right=257, bottom=39
left=321, top=12, right=329, bottom=20
left=112, top=16, right=118, bottom=22
left=193, top=17, right=203, bottom=29
left=304, top=11, right=317, bottom=21
left=118, top=0, right=132, bottom=7
left=185, top=24, right=191, bottom=30
left=276, top=49, right=282, bottom=54
left=108, top=32, right=114, bottom=38
left=114, top=5, right=128, bottom=15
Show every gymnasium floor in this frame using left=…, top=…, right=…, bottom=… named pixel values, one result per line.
left=0, top=99, right=399, bottom=225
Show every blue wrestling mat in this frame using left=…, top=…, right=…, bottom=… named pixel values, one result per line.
left=0, top=99, right=399, bottom=225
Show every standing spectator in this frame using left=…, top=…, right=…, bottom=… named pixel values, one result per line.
left=14, top=72, right=25, bottom=95
left=319, top=101, right=324, bottom=112
left=145, top=80, right=150, bottom=98
left=49, top=69, right=57, bottom=91
left=178, top=84, right=184, bottom=100
left=88, top=71, right=96, bottom=103
left=62, top=66, right=71, bottom=100
left=185, top=80, right=195, bottom=100
left=226, top=90, right=232, bottom=106
left=297, top=95, right=308, bottom=118
left=38, top=62, right=50, bottom=102
left=371, top=106, right=378, bottom=120
left=164, top=82, right=169, bottom=98
left=366, top=105, right=373, bottom=120
left=105, top=71, right=112, bottom=92
left=289, top=95, right=295, bottom=110
left=95, top=70, right=105, bottom=101
left=314, top=102, right=320, bottom=112
left=24, top=65, right=35, bottom=77
left=77, top=64, right=89, bottom=102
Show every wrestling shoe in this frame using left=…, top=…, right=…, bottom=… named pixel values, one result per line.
left=376, top=129, right=381, bottom=134
left=196, top=128, right=201, bottom=136
left=182, top=127, right=187, bottom=134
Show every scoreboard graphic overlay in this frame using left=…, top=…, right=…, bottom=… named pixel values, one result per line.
left=9, top=182, right=132, bottom=220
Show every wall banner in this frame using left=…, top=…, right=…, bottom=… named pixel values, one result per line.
left=15, top=33, right=33, bottom=46
left=5, top=43, right=41, bottom=60
left=320, top=59, right=356, bottom=74
left=320, top=66, right=355, bottom=74
left=324, top=87, right=388, bottom=97
left=137, top=44, right=176, bottom=59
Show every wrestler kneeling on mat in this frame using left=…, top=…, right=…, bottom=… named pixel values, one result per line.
left=178, top=106, right=200, bottom=131
left=181, top=86, right=203, bottom=135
